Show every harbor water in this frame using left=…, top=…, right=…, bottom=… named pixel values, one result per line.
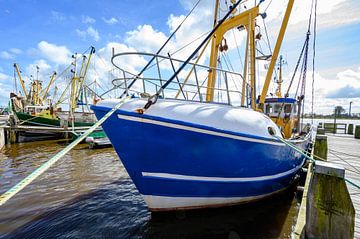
left=1, top=139, right=302, bottom=239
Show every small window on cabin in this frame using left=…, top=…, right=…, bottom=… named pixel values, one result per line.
left=266, top=104, right=273, bottom=114
left=293, top=105, right=297, bottom=113
left=274, top=104, right=281, bottom=113
left=284, top=104, right=292, bottom=113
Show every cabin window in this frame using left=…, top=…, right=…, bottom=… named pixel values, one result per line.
left=274, top=104, right=281, bottom=113
left=293, top=105, right=297, bottom=113
left=266, top=104, right=273, bottom=114
left=284, top=104, right=292, bottom=113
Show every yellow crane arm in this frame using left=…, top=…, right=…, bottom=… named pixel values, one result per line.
left=76, top=46, right=95, bottom=100
left=42, top=71, right=57, bottom=102
left=13, top=63, right=28, bottom=98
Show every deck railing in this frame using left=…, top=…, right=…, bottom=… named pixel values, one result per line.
left=102, top=51, right=251, bottom=107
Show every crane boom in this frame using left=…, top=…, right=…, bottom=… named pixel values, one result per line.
left=42, top=71, right=57, bottom=102
left=13, top=63, right=28, bottom=98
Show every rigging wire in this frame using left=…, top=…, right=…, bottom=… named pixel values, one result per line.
left=311, top=0, right=317, bottom=123
left=144, top=0, right=244, bottom=110
left=261, top=17, right=272, bottom=55
left=263, top=0, right=273, bottom=13
left=145, top=30, right=211, bottom=72
left=113, top=0, right=203, bottom=98
left=231, top=29, right=244, bottom=70
left=221, top=53, right=241, bottom=92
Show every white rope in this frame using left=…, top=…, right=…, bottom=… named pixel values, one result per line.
left=0, top=96, right=130, bottom=206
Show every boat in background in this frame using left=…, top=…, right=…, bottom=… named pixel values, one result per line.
left=92, top=0, right=315, bottom=211
left=8, top=47, right=101, bottom=141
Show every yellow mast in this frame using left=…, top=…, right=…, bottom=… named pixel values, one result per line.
left=241, top=24, right=249, bottom=107
left=258, top=0, right=295, bottom=108
left=13, top=63, right=28, bottom=98
left=249, top=11, right=256, bottom=109
left=42, top=71, right=57, bottom=103
left=76, top=46, right=95, bottom=102
left=205, top=0, right=220, bottom=102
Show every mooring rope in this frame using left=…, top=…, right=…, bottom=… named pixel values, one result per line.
left=0, top=97, right=130, bottom=206
left=273, top=134, right=360, bottom=191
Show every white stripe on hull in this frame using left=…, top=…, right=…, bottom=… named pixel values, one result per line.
left=117, top=114, right=284, bottom=146
left=141, top=188, right=287, bottom=211
left=142, top=163, right=302, bottom=182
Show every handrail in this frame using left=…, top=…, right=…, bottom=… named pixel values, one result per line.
left=107, top=51, right=249, bottom=106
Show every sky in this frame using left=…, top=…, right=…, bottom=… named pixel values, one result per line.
left=0, top=0, right=360, bottom=114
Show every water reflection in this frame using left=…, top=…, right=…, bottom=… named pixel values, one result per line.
left=5, top=181, right=298, bottom=239
left=0, top=140, right=300, bottom=239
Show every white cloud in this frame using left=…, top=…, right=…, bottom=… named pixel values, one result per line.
left=82, top=15, right=96, bottom=24
left=9, top=48, right=22, bottom=54
left=0, top=51, right=15, bottom=60
left=125, top=25, right=170, bottom=53
left=76, top=26, right=100, bottom=42
left=87, top=26, right=100, bottom=41
left=51, top=11, right=66, bottom=22
left=0, top=72, right=10, bottom=81
left=37, top=41, right=71, bottom=65
left=26, top=59, right=52, bottom=80
left=102, top=17, right=119, bottom=25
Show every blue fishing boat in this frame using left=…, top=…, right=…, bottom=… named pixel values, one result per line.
left=92, top=0, right=314, bottom=211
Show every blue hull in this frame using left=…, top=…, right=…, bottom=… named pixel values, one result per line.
left=92, top=105, right=311, bottom=211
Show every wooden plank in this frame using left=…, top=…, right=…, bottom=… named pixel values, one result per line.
left=327, top=134, right=360, bottom=237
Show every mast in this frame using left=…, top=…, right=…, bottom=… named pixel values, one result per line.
left=258, top=0, right=295, bottom=108
left=275, top=55, right=284, bottom=98
left=42, top=71, right=57, bottom=103
left=13, top=63, right=28, bottom=98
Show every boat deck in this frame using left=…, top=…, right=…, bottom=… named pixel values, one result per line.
left=327, top=134, right=360, bottom=238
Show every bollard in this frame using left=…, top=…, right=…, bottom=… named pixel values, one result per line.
left=314, top=135, right=327, bottom=160
left=316, top=128, right=325, bottom=135
left=347, top=124, right=353, bottom=135
left=355, top=125, right=360, bottom=139
left=306, top=161, right=355, bottom=239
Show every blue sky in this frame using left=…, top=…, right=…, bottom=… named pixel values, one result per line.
left=1, top=0, right=360, bottom=114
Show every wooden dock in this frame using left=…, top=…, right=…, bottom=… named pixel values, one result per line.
left=327, top=134, right=360, bottom=238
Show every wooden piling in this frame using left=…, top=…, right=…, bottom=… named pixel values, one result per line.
left=347, top=124, right=353, bottom=135
left=305, top=161, right=355, bottom=239
left=316, top=127, right=325, bottom=135
left=9, top=128, right=18, bottom=144
left=355, top=125, right=360, bottom=139
left=314, top=135, right=327, bottom=160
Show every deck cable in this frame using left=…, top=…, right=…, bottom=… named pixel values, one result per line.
left=0, top=96, right=130, bottom=207
left=273, top=134, right=360, bottom=191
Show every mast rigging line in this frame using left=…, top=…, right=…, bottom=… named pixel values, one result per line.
left=143, top=30, right=211, bottom=76
left=143, top=0, right=244, bottom=110
left=111, top=0, right=203, bottom=99
left=311, top=0, right=317, bottom=123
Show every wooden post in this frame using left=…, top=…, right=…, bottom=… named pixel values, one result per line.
left=355, top=125, right=360, bottom=139
left=314, top=135, right=327, bottom=160
left=333, top=110, right=337, bottom=134
left=347, top=124, right=353, bottom=135
left=9, top=128, right=18, bottom=144
left=317, top=128, right=325, bottom=135
left=306, top=161, right=355, bottom=239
